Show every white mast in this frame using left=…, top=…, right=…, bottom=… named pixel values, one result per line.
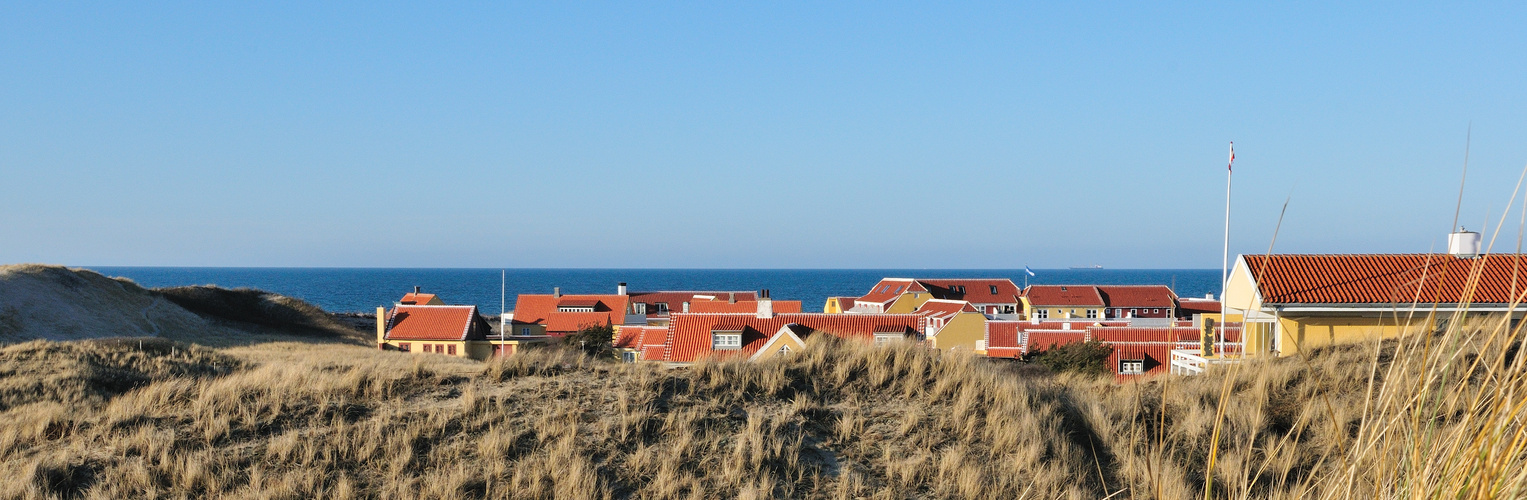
left=1221, top=142, right=1234, bottom=351
left=500, top=270, right=506, bottom=344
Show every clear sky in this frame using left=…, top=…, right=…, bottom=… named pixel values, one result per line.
left=3, top=2, right=1526, bottom=268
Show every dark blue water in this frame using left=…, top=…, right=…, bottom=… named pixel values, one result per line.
left=91, top=268, right=1221, bottom=314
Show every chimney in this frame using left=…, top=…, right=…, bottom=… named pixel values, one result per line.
left=414, top=286, right=421, bottom=294
left=728, top=292, right=736, bottom=303
left=376, top=306, right=387, bottom=348
left=682, top=301, right=689, bottom=313
left=617, top=282, right=627, bottom=295
left=1449, top=228, right=1482, bottom=259
left=554, top=287, right=561, bottom=298
left=756, top=289, right=774, bottom=318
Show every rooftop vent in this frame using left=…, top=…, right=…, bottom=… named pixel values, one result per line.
left=1449, top=228, right=1481, bottom=259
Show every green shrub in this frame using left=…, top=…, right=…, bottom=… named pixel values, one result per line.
left=1028, top=340, right=1113, bottom=375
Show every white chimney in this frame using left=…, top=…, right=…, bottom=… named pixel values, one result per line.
left=756, top=289, right=774, bottom=318
left=617, top=282, right=627, bottom=295
left=1449, top=229, right=1481, bottom=259
left=553, top=287, right=561, bottom=298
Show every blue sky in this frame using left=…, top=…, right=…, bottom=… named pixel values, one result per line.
left=3, top=2, right=1526, bottom=268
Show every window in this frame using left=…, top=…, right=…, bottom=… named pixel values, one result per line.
left=622, top=352, right=637, bottom=363
left=874, top=333, right=902, bottom=346
left=1119, top=360, right=1145, bottom=375
left=778, top=344, right=791, bottom=355
left=633, top=303, right=647, bottom=314
left=1035, top=309, right=1048, bottom=319
left=656, top=303, right=668, bottom=313
left=1152, top=308, right=1160, bottom=314
left=990, top=285, right=999, bottom=294
left=712, top=332, right=742, bottom=350
left=398, top=342, right=411, bottom=352
left=1086, top=309, right=1098, bottom=319
left=894, top=286, right=904, bottom=294
left=520, top=327, right=531, bottom=336
left=435, top=344, right=444, bottom=354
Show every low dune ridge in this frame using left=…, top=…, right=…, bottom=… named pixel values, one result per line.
left=0, top=264, right=366, bottom=346
left=0, top=264, right=210, bottom=342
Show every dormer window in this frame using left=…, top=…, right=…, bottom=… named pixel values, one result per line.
left=990, top=285, right=999, bottom=295
left=558, top=306, right=595, bottom=312
left=712, top=331, right=742, bottom=350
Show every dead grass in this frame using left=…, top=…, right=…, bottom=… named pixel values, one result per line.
left=0, top=319, right=1523, bottom=499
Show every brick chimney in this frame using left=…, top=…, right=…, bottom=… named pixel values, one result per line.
left=756, top=289, right=774, bottom=318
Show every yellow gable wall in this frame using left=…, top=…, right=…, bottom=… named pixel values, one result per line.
left=887, top=293, right=932, bottom=313
left=824, top=298, right=844, bottom=313
left=929, top=313, right=987, bottom=351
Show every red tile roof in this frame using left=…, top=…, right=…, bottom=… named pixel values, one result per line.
left=689, top=300, right=803, bottom=314
left=913, top=299, right=979, bottom=319
left=399, top=292, right=440, bottom=305
left=1096, top=285, right=1177, bottom=309
left=1177, top=298, right=1221, bottom=316
left=858, top=278, right=916, bottom=306
left=545, top=312, right=618, bottom=334
left=1024, top=285, right=1106, bottom=307
left=985, top=321, right=1023, bottom=358
left=829, top=297, right=857, bottom=310
left=663, top=313, right=925, bottom=362
left=627, top=291, right=758, bottom=316
left=615, top=325, right=667, bottom=349
left=917, top=279, right=1022, bottom=304
left=511, top=294, right=631, bottom=334
left=1242, top=254, right=1527, bottom=305
left=385, top=305, right=489, bottom=341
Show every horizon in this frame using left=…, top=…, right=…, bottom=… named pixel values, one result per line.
left=5, top=3, right=1526, bottom=268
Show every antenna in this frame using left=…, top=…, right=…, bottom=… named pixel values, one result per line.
left=1451, top=123, right=1472, bottom=232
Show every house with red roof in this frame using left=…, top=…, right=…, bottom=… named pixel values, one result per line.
left=839, top=278, right=1022, bottom=318
left=1096, top=285, right=1179, bottom=319
left=1225, top=247, right=1527, bottom=358
left=1021, top=285, right=1107, bottom=320
left=509, top=288, right=637, bottom=337
left=982, top=320, right=1241, bottom=377
left=912, top=299, right=988, bottom=351
left=647, top=294, right=926, bottom=363
left=376, top=291, right=501, bottom=359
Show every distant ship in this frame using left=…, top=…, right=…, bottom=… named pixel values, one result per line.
left=1069, top=265, right=1104, bottom=270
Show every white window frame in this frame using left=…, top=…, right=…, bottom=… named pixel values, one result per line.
left=1035, top=309, right=1048, bottom=319
left=873, top=333, right=901, bottom=346
left=1119, top=359, right=1145, bottom=375
left=1086, top=309, right=1098, bottom=319
left=712, top=331, right=742, bottom=350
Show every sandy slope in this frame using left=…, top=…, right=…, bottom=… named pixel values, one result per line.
left=0, top=264, right=212, bottom=342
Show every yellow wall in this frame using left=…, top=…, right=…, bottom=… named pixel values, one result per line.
left=824, top=298, right=843, bottom=313
left=1273, top=315, right=1428, bottom=356
left=1019, top=297, right=1100, bottom=320
left=929, top=313, right=987, bottom=351
left=752, top=333, right=806, bottom=360
left=886, top=293, right=931, bottom=313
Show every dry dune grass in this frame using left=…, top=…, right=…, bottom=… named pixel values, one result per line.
left=1, top=316, right=1524, bottom=499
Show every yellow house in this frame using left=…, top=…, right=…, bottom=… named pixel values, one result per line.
left=823, top=297, right=855, bottom=313
left=914, top=299, right=989, bottom=351
left=1021, top=285, right=1105, bottom=320
left=376, top=304, right=496, bottom=359
left=1224, top=248, right=1527, bottom=357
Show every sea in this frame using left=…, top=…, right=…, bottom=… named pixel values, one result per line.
left=92, top=268, right=1222, bottom=315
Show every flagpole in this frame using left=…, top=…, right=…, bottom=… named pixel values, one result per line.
left=1221, top=143, right=1234, bottom=352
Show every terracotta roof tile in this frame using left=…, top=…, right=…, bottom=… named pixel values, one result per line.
left=385, top=305, right=488, bottom=341
left=1243, top=254, right=1527, bottom=304
left=1024, top=285, right=1106, bottom=307
left=916, top=279, right=1022, bottom=304
left=511, top=294, right=631, bottom=334
left=399, top=292, right=440, bottom=305
left=1096, top=285, right=1177, bottom=308
left=663, top=313, right=926, bottom=362
left=689, top=300, right=803, bottom=314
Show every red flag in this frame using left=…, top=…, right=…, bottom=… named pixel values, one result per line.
left=1228, top=142, right=1235, bottom=172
